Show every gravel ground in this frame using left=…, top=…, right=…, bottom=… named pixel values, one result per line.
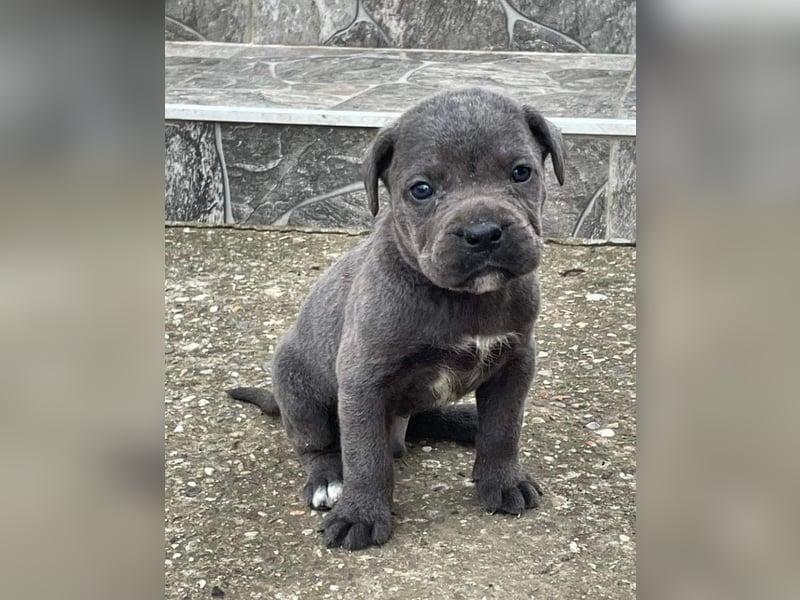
left=165, top=226, right=636, bottom=600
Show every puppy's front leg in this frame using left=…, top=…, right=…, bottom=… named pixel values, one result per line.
left=322, top=384, right=393, bottom=550
left=472, top=346, right=543, bottom=515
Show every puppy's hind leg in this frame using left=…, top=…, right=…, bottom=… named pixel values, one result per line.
left=406, top=404, right=478, bottom=444
left=272, top=345, right=343, bottom=511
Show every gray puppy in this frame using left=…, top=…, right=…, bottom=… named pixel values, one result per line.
left=229, top=88, right=565, bottom=551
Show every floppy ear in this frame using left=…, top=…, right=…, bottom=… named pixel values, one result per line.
left=524, top=107, right=566, bottom=186
left=362, top=123, right=398, bottom=216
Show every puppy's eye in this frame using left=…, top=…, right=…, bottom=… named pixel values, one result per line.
left=409, top=181, right=434, bottom=201
left=511, top=165, right=532, bottom=183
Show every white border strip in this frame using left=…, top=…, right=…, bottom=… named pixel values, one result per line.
left=166, top=40, right=637, bottom=61
left=164, top=104, right=636, bottom=137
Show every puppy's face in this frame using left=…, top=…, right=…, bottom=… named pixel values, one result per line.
left=364, top=89, right=566, bottom=294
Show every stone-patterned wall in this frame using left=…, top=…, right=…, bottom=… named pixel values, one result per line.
left=165, top=120, right=636, bottom=240
left=165, top=122, right=226, bottom=223
left=165, top=0, right=635, bottom=54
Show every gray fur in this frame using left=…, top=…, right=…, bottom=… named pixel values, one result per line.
left=229, top=88, right=565, bottom=551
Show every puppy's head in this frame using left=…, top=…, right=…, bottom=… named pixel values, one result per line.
left=363, top=88, right=565, bottom=294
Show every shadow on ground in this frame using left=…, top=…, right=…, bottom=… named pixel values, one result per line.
left=165, top=227, right=636, bottom=599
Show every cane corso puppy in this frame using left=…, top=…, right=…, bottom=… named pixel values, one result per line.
left=230, top=87, right=566, bottom=550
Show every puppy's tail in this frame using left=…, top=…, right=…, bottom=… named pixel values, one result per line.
left=407, top=404, right=477, bottom=444
left=227, top=387, right=280, bottom=417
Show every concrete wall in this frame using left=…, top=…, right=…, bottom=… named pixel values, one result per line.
left=165, top=0, right=635, bottom=54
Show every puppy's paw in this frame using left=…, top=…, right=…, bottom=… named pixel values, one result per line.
left=321, top=497, right=392, bottom=550
left=474, top=464, right=543, bottom=516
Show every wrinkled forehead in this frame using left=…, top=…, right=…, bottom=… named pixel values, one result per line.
left=393, top=103, right=540, bottom=175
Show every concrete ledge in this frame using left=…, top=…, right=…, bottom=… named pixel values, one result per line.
left=165, top=42, right=636, bottom=138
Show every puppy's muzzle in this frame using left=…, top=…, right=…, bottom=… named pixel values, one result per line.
left=419, top=204, right=540, bottom=293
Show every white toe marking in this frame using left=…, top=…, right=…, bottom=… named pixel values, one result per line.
left=312, top=482, right=343, bottom=508
left=327, top=482, right=343, bottom=503
left=312, top=486, right=330, bottom=508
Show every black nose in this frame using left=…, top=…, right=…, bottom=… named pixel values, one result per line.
left=462, top=222, right=503, bottom=252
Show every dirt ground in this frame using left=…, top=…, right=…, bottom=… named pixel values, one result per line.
left=165, top=226, right=636, bottom=599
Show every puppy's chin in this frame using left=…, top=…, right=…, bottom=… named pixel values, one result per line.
left=459, top=270, right=508, bottom=295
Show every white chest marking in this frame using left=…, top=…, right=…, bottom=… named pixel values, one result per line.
left=430, top=334, right=517, bottom=403
left=469, top=334, right=514, bottom=362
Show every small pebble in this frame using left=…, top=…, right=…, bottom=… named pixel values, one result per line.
left=302, top=529, right=314, bottom=536
left=586, top=421, right=601, bottom=430
left=244, top=531, right=258, bottom=538
left=569, top=541, right=579, bottom=553
left=421, top=459, right=441, bottom=469
left=210, top=306, right=219, bottom=313
left=597, top=428, right=615, bottom=438
left=173, top=423, right=184, bottom=433
left=181, top=342, right=201, bottom=352
left=585, top=292, right=608, bottom=302
left=198, top=579, right=206, bottom=589
left=204, top=467, right=214, bottom=476
left=619, top=534, right=630, bottom=542
left=531, top=417, right=546, bottom=424
left=421, top=446, right=433, bottom=453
